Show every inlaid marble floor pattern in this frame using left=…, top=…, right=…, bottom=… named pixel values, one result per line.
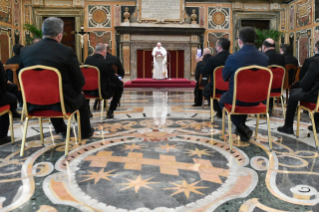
left=1, top=88, right=319, bottom=212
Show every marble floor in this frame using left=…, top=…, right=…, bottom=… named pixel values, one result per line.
left=0, top=88, right=319, bottom=212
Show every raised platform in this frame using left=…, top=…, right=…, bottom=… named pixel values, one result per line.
left=124, top=78, right=196, bottom=88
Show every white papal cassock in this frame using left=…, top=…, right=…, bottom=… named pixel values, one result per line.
left=152, top=46, right=168, bottom=80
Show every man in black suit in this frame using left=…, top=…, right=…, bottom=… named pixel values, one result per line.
left=193, top=48, right=212, bottom=106
left=299, top=41, right=319, bottom=81
left=0, top=61, right=19, bottom=144
left=85, top=43, right=124, bottom=119
left=19, top=17, right=93, bottom=139
left=278, top=58, right=319, bottom=134
left=105, top=44, right=125, bottom=78
left=198, top=38, right=230, bottom=117
left=262, top=38, right=285, bottom=115
left=6, top=44, right=24, bottom=83
left=280, top=44, right=298, bottom=66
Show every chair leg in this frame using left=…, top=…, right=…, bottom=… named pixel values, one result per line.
left=20, top=117, right=29, bottom=157
left=272, top=98, right=275, bottom=115
left=309, top=112, right=319, bottom=148
left=65, top=117, right=73, bottom=156
left=210, top=97, right=214, bottom=123
left=266, top=113, right=272, bottom=151
left=227, top=113, right=233, bottom=151
left=255, top=114, right=260, bottom=140
left=100, top=99, right=104, bottom=123
left=76, top=111, right=82, bottom=145
left=202, top=96, right=205, bottom=109
left=20, top=104, right=25, bottom=124
left=221, top=108, right=226, bottom=140
left=296, top=106, right=301, bottom=138
left=286, top=89, right=289, bottom=104
left=281, top=96, right=285, bottom=119
left=105, top=100, right=109, bottom=112
left=8, top=111, right=14, bottom=144
left=39, top=118, right=44, bottom=145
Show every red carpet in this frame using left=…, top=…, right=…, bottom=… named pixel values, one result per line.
left=124, top=78, right=196, bottom=88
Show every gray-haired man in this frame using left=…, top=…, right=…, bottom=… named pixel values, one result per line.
left=19, top=17, right=94, bottom=139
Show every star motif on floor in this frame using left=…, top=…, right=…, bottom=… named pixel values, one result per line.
left=79, top=169, right=116, bottom=184
left=119, top=175, right=159, bottom=193
left=158, top=143, right=180, bottom=152
left=121, top=143, right=145, bottom=152
left=164, top=180, right=209, bottom=199
left=184, top=148, right=214, bottom=158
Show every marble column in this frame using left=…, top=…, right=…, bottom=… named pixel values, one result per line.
left=122, top=34, right=131, bottom=76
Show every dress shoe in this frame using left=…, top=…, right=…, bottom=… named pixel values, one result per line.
left=235, top=128, right=249, bottom=142
left=107, top=110, right=114, bottom=118
left=192, top=104, right=201, bottom=107
left=277, top=125, right=294, bottom=134
left=308, top=125, right=319, bottom=132
left=0, top=136, right=11, bottom=145
left=82, top=128, right=94, bottom=139
left=235, top=124, right=253, bottom=142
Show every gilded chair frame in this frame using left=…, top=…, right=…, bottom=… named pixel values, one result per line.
left=221, top=65, right=273, bottom=151
left=296, top=92, right=319, bottom=148
left=198, top=73, right=210, bottom=108
left=268, top=65, right=286, bottom=119
left=210, top=66, right=225, bottom=123
left=19, top=65, right=82, bottom=157
left=80, top=65, right=107, bottom=122
left=0, top=107, right=14, bottom=144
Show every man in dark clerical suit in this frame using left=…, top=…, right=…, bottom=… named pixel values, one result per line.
left=193, top=48, right=212, bottom=106
left=6, top=44, right=24, bottom=83
left=299, top=41, right=319, bottom=81
left=19, top=17, right=93, bottom=139
left=198, top=38, right=230, bottom=117
left=262, top=38, right=286, bottom=115
left=105, top=45, right=125, bottom=78
left=219, top=27, right=269, bottom=141
left=0, top=61, right=19, bottom=144
left=278, top=58, right=319, bottom=134
left=280, top=44, right=298, bottom=66
left=85, top=43, right=124, bottom=119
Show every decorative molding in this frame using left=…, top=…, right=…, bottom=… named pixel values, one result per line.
left=289, top=5, right=295, bottom=30
left=87, top=5, right=111, bottom=28
left=296, top=0, right=312, bottom=28
left=280, top=8, right=286, bottom=31
left=207, top=7, right=230, bottom=30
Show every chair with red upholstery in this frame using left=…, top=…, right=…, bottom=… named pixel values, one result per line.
left=210, top=66, right=228, bottom=123
left=198, top=73, right=210, bottom=108
left=268, top=65, right=286, bottom=119
left=296, top=92, right=319, bottom=148
left=0, top=105, right=14, bottom=144
left=19, top=65, right=81, bottom=157
left=221, top=66, right=273, bottom=151
left=80, top=65, right=107, bottom=122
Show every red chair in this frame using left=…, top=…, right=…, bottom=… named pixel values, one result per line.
left=0, top=105, right=14, bottom=144
left=296, top=93, right=319, bottom=148
left=19, top=65, right=82, bottom=157
left=210, top=66, right=228, bottom=123
left=221, top=66, right=273, bottom=151
left=268, top=65, right=286, bottom=119
left=80, top=65, right=107, bottom=122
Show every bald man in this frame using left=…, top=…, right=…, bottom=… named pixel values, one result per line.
left=262, top=38, right=285, bottom=115
left=193, top=48, right=212, bottom=106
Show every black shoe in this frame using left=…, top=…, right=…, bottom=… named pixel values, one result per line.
left=82, top=128, right=94, bottom=139
left=236, top=124, right=253, bottom=142
left=12, top=112, right=21, bottom=119
left=234, top=128, right=250, bottom=142
left=216, top=111, right=222, bottom=118
left=192, top=104, right=201, bottom=107
left=0, top=136, right=11, bottom=145
left=308, top=125, right=319, bottom=132
left=107, top=110, right=114, bottom=118
left=89, top=110, right=93, bottom=118
left=277, top=125, right=294, bottom=134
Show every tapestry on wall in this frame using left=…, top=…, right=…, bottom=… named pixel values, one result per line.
left=296, top=29, right=311, bottom=66
left=296, top=0, right=312, bottom=28
left=88, top=32, right=111, bottom=56
left=0, top=0, right=12, bottom=24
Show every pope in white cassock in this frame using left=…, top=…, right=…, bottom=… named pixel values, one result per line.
left=152, top=42, right=168, bottom=79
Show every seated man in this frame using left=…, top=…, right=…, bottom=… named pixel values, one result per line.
left=278, top=58, right=319, bottom=134
left=0, top=61, right=19, bottom=144
left=6, top=44, right=24, bottom=83
left=262, top=38, right=285, bottom=115
left=299, top=41, right=319, bottom=81
left=105, top=44, right=125, bottom=78
left=193, top=48, right=212, bottom=106
left=19, top=17, right=94, bottom=139
left=280, top=44, right=299, bottom=86
left=85, top=43, right=124, bottom=119
left=198, top=38, right=230, bottom=116
left=219, top=27, right=269, bottom=141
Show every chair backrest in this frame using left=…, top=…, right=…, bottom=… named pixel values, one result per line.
left=294, top=66, right=302, bottom=83
left=268, top=65, right=285, bottom=93
left=4, top=64, right=20, bottom=90
left=213, top=66, right=228, bottom=94
left=198, top=74, right=210, bottom=88
left=284, top=64, right=298, bottom=88
left=232, top=66, right=273, bottom=112
left=19, top=65, right=66, bottom=116
left=80, top=65, right=102, bottom=97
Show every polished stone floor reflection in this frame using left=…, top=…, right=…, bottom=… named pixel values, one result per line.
left=1, top=88, right=319, bottom=211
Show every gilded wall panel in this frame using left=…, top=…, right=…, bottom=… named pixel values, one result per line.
left=88, top=5, right=111, bottom=28
left=296, top=0, right=312, bottom=28
left=207, top=7, right=230, bottom=30
left=0, top=0, right=12, bottom=24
